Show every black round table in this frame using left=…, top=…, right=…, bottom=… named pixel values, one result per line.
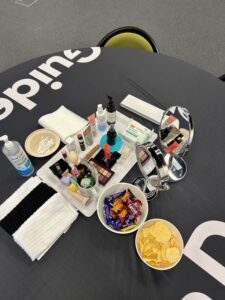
left=0, top=47, right=224, bottom=300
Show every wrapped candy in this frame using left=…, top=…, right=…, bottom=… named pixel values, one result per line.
left=103, top=189, right=142, bottom=232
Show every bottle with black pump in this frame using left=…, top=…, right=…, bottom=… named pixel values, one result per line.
left=107, top=125, right=117, bottom=146
left=106, top=95, right=116, bottom=125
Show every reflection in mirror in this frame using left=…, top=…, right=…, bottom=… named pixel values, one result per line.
left=160, top=106, right=193, bottom=157
left=134, top=143, right=170, bottom=201
left=159, top=106, right=194, bottom=182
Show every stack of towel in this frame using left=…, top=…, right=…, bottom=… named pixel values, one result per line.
left=38, top=105, right=88, bottom=143
left=0, top=177, right=78, bottom=261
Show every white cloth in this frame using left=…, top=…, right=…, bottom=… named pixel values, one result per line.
left=13, top=193, right=78, bottom=261
left=0, top=176, right=42, bottom=221
left=38, top=105, right=88, bottom=143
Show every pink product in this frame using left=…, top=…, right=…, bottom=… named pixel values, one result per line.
left=87, top=114, right=97, bottom=137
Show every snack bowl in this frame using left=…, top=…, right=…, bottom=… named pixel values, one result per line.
left=97, top=182, right=149, bottom=234
left=135, top=218, right=184, bottom=270
left=25, top=129, right=60, bottom=158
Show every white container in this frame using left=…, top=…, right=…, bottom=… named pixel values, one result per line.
left=135, top=218, right=184, bottom=270
left=97, top=182, right=149, bottom=234
left=96, top=104, right=107, bottom=131
left=0, top=135, right=34, bottom=177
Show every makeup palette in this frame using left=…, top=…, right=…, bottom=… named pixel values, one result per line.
left=93, top=149, right=121, bottom=168
left=138, top=149, right=150, bottom=165
left=89, top=158, right=114, bottom=186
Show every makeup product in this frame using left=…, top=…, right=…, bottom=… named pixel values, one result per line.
left=107, top=125, right=117, bottom=146
left=0, top=135, right=34, bottom=177
left=60, top=176, right=71, bottom=186
left=61, top=150, right=68, bottom=162
left=123, top=119, right=154, bottom=144
left=67, top=190, right=90, bottom=205
left=76, top=163, right=96, bottom=189
left=106, top=95, right=116, bottom=125
left=96, top=104, right=107, bottom=131
left=77, top=134, right=86, bottom=151
left=50, top=159, right=71, bottom=179
left=121, top=145, right=132, bottom=159
left=93, top=149, right=121, bottom=168
left=103, top=144, right=111, bottom=168
left=89, top=159, right=114, bottom=186
left=65, top=136, right=78, bottom=165
left=87, top=114, right=97, bottom=137
left=83, top=124, right=93, bottom=146
left=82, top=144, right=100, bottom=161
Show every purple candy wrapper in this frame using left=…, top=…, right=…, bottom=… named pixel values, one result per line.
left=123, top=214, right=136, bottom=227
left=105, top=190, right=126, bottom=203
left=109, top=219, right=122, bottom=231
left=104, top=201, right=113, bottom=224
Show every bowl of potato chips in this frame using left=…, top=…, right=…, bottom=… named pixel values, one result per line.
left=135, top=218, right=183, bottom=270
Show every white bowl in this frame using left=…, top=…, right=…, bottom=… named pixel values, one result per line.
left=25, top=129, right=60, bottom=158
left=135, top=218, right=184, bottom=270
left=97, top=182, right=149, bottom=234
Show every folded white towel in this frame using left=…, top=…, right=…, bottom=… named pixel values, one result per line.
left=13, top=193, right=78, bottom=261
left=38, top=105, right=88, bottom=143
left=0, top=177, right=42, bottom=221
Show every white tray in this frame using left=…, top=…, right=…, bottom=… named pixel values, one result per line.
left=37, top=112, right=157, bottom=217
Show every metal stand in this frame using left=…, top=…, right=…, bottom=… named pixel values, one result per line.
left=164, top=154, right=187, bottom=182
left=133, top=176, right=158, bottom=201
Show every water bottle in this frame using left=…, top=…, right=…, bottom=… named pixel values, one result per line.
left=0, top=135, right=34, bottom=177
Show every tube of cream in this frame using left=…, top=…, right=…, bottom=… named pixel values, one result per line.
left=83, top=124, right=93, bottom=146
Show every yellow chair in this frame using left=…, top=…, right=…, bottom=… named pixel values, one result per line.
left=97, top=26, right=159, bottom=53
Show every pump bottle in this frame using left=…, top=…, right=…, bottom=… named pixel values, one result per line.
left=0, top=135, right=34, bottom=177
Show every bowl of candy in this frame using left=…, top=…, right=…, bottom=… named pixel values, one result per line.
left=97, top=183, right=149, bottom=234
left=135, top=218, right=184, bottom=270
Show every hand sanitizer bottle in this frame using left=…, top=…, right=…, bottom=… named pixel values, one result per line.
left=0, top=135, right=34, bottom=177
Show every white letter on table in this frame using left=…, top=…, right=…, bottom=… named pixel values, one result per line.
left=38, top=56, right=73, bottom=77
left=3, top=79, right=39, bottom=110
left=184, top=220, right=225, bottom=286
left=77, top=47, right=101, bottom=63
left=0, top=98, right=14, bottom=120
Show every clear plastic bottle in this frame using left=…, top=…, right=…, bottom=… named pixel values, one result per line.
left=0, top=135, right=34, bottom=177
left=96, top=104, right=107, bottom=131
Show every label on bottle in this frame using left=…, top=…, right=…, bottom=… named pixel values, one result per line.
left=107, top=112, right=116, bottom=124
left=10, top=148, right=33, bottom=176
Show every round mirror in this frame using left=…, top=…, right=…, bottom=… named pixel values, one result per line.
left=159, top=106, right=194, bottom=181
left=159, top=106, right=193, bottom=156
left=133, top=142, right=170, bottom=201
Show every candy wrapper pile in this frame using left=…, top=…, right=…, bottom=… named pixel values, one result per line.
left=103, top=190, right=142, bottom=232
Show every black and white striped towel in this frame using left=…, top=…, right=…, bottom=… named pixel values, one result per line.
left=0, top=177, right=78, bottom=261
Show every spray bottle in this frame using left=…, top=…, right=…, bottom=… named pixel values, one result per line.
left=0, top=135, right=34, bottom=177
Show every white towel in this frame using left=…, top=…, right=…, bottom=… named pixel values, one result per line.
left=0, top=176, right=42, bottom=221
left=38, top=105, right=88, bottom=143
left=13, top=193, right=78, bottom=261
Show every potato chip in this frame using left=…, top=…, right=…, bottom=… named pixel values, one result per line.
left=153, top=222, right=171, bottom=243
left=136, top=220, right=182, bottom=268
left=166, top=247, right=180, bottom=263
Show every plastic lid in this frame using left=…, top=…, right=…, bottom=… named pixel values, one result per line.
left=0, top=135, right=14, bottom=149
left=65, top=136, right=76, bottom=150
left=97, top=104, right=103, bottom=112
left=88, top=113, right=95, bottom=123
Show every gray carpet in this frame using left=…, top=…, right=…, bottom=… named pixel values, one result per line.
left=0, top=0, right=224, bottom=76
